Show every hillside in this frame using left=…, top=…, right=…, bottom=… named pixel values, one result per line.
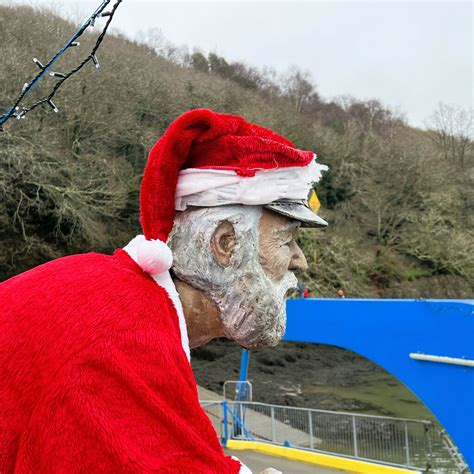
left=1, top=5, right=473, bottom=414
left=1, top=5, right=472, bottom=297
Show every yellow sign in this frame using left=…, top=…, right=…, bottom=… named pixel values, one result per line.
left=308, top=189, right=321, bottom=213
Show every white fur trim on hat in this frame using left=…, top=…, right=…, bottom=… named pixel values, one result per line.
left=123, top=235, right=190, bottom=361
left=175, top=156, right=328, bottom=211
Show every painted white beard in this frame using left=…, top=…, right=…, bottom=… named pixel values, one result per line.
left=211, top=261, right=298, bottom=350
left=169, top=206, right=298, bottom=350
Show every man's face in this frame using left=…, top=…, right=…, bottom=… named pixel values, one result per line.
left=208, top=208, right=308, bottom=350
left=169, top=206, right=309, bottom=350
left=259, top=209, right=308, bottom=281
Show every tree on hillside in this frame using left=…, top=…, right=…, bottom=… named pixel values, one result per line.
left=226, top=62, right=260, bottom=90
left=342, top=98, right=402, bottom=136
left=281, top=67, right=319, bottom=114
left=135, top=28, right=166, bottom=56
left=190, top=51, right=209, bottom=73
left=426, top=103, right=473, bottom=169
left=208, top=53, right=234, bottom=78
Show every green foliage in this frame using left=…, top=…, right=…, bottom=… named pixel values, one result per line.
left=192, top=52, right=260, bottom=90
left=317, top=171, right=353, bottom=209
left=190, top=51, right=208, bottom=73
left=402, top=206, right=474, bottom=284
left=297, top=230, right=373, bottom=297
left=0, top=5, right=473, bottom=298
left=208, top=53, right=233, bottom=78
left=403, top=267, right=432, bottom=282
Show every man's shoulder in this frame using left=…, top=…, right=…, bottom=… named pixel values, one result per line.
left=2, top=251, right=111, bottom=285
left=2, top=249, right=148, bottom=290
left=0, top=249, right=170, bottom=324
left=0, top=249, right=180, bottom=372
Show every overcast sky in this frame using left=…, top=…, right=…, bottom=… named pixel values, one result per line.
left=2, top=1, right=473, bottom=128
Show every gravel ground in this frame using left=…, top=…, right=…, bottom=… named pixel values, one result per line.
left=191, top=339, right=386, bottom=413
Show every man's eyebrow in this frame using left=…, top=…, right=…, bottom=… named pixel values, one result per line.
left=274, top=222, right=300, bottom=236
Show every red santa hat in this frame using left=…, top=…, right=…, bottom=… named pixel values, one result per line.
left=140, top=108, right=328, bottom=244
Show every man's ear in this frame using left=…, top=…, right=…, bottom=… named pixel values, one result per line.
left=211, top=220, right=236, bottom=267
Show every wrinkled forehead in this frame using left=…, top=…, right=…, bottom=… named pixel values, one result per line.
left=259, top=208, right=301, bottom=239
left=172, top=205, right=263, bottom=245
left=173, top=205, right=301, bottom=245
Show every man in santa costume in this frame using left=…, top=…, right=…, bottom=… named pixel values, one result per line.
left=0, top=109, right=327, bottom=473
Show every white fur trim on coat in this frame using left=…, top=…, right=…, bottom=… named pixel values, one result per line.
left=231, top=456, right=252, bottom=473
left=123, top=235, right=190, bottom=361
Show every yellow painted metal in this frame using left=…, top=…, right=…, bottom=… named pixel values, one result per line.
left=226, top=440, right=421, bottom=474
left=308, top=189, right=321, bottom=213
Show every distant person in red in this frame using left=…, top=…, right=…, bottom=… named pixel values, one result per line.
left=303, top=288, right=310, bottom=298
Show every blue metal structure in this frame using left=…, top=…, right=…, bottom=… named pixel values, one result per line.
left=237, top=349, right=250, bottom=401
left=279, top=298, right=473, bottom=469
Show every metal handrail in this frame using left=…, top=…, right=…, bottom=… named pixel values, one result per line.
left=225, top=400, right=432, bottom=424
left=438, top=429, right=470, bottom=473
left=200, top=400, right=468, bottom=473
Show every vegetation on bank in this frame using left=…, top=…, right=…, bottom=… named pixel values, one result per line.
left=1, top=5, right=473, bottom=298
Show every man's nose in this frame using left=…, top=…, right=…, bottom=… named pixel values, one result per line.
left=289, top=241, right=308, bottom=272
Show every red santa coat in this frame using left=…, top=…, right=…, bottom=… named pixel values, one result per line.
left=0, top=249, right=242, bottom=473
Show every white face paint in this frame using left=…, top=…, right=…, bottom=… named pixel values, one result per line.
left=168, top=205, right=298, bottom=350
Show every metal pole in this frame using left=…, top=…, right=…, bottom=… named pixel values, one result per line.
left=404, top=421, right=410, bottom=466
left=427, top=423, right=433, bottom=469
left=237, top=349, right=250, bottom=400
left=308, top=411, right=314, bottom=450
left=239, top=403, right=244, bottom=438
left=223, top=401, right=229, bottom=446
left=237, top=349, right=250, bottom=437
left=352, top=415, right=359, bottom=458
left=271, top=406, right=276, bottom=443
